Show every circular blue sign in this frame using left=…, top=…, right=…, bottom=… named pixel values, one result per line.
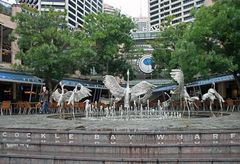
left=138, top=55, right=153, bottom=73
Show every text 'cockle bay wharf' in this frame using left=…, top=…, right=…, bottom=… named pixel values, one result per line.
left=1, top=130, right=239, bottom=145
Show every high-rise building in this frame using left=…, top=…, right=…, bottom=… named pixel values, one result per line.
left=133, top=17, right=150, bottom=32
left=148, top=0, right=213, bottom=30
left=17, top=0, right=103, bottom=28
left=103, top=3, right=119, bottom=14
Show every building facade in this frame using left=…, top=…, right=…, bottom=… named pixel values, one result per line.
left=18, top=0, right=103, bottom=28
left=103, top=3, right=119, bottom=14
left=148, top=0, right=214, bottom=30
left=133, top=17, right=151, bottom=32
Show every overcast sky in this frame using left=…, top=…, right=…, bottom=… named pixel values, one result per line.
left=2, top=0, right=149, bottom=18
left=104, top=0, right=148, bottom=17
left=1, top=0, right=15, bottom=4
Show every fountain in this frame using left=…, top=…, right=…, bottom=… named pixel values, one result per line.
left=50, top=69, right=227, bottom=121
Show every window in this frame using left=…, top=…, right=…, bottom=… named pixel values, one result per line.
left=183, top=3, right=194, bottom=9
left=69, top=0, right=76, bottom=8
left=150, top=10, right=159, bottom=16
left=150, top=15, right=159, bottom=21
left=171, top=2, right=181, bottom=8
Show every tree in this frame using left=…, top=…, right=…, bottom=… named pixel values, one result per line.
left=151, top=18, right=188, bottom=78
left=171, top=0, right=240, bottom=91
left=81, top=12, right=135, bottom=77
left=12, top=6, right=89, bottom=91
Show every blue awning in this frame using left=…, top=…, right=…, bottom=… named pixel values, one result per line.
left=0, top=71, right=45, bottom=85
left=186, top=74, right=234, bottom=87
left=154, top=74, right=235, bottom=92
left=60, top=79, right=106, bottom=89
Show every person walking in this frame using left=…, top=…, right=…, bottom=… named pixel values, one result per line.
left=39, top=86, right=49, bottom=114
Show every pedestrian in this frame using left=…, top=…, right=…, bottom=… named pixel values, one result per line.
left=39, top=86, right=49, bottom=114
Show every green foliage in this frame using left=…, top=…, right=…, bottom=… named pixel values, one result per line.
left=81, top=12, right=135, bottom=77
left=12, top=7, right=88, bottom=89
left=172, top=0, right=240, bottom=81
left=151, top=21, right=189, bottom=77
left=152, top=0, right=240, bottom=85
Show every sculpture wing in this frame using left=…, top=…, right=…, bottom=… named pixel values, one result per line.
left=130, top=81, right=155, bottom=101
left=170, top=69, right=184, bottom=85
left=213, top=90, right=225, bottom=102
left=51, top=89, right=61, bottom=102
left=75, top=85, right=92, bottom=101
left=63, top=91, right=73, bottom=102
left=170, top=69, right=184, bottom=98
left=103, top=75, right=125, bottom=99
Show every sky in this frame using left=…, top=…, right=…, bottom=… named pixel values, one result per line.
left=1, top=0, right=15, bottom=4
left=104, top=0, right=148, bottom=17
left=2, top=0, right=149, bottom=18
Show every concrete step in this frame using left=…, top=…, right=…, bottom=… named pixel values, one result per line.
left=1, top=140, right=240, bottom=155
left=0, top=128, right=239, bottom=145
left=0, top=150, right=240, bottom=163
left=1, top=128, right=240, bottom=163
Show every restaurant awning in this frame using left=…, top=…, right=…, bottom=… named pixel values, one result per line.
left=60, top=79, right=106, bottom=89
left=0, top=71, right=45, bottom=85
left=154, top=74, right=235, bottom=92
left=186, top=74, right=234, bottom=87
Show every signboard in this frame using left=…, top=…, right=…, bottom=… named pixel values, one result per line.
left=138, top=55, right=153, bottom=74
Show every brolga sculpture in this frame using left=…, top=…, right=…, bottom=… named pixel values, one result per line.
left=51, top=82, right=72, bottom=117
left=103, top=70, right=155, bottom=115
left=67, top=83, right=92, bottom=118
left=170, top=69, right=199, bottom=117
left=201, top=83, right=224, bottom=116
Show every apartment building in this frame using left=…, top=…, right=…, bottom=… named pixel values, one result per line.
left=18, top=0, right=103, bottom=28
left=148, top=0, right=214, bottom=30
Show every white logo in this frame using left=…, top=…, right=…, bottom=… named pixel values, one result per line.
left=138, top=55, right=153, bottom=74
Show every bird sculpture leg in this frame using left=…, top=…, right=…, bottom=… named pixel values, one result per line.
left=72, top=104, right=75, bottom=119
left=185, top=99, right=190, bottom=118
left=182, top=101, right=186, bottom=116
left=209, top=101, right=215, bottom=117
left=219, top=100, right=223, bottom=116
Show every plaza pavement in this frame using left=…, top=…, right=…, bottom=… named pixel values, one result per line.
left=0, top=112, right=240, bottom=131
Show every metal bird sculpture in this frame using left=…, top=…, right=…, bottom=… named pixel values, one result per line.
left=103, top=70, right=155, bottom=111
left=67, top=83, right=92, bottom=118
left=201, top=83, right=224, bottom=116
left=170, top=69, right=199, bottom=117
left=51, top=82, right=72, bottom=116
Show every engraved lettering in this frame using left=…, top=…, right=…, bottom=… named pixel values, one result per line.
left=55, top=134, right=60, bottom=139
left=110, top=135, right=116, bottom=140
left=26, top=133, right=31, bottom=138
left=41, top=133, right=46, bottom=139
left=230, top=133, right=236, bottom=144
left=129, top=135, right=133, bottom=140
left=2, top=132, right=7, bottom=137
left=213, top=134, right=218, bottom=140
left=156, top=135, right=165, bottom=140
left=15, top=133, right=20, bottom=138
left=194, top=134, right=200, bottom=140
left=110, top=141, right=116, bottom=144
left=177, top=134, right=183, bottom=140
left=69, top=134, right=74, bottom=140
left=230, top=133, right=236, bottom=139
left=95, top=134, right=99, bottom=140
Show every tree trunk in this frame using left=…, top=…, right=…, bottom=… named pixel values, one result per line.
left=233, top=72, right=240, bottom=97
